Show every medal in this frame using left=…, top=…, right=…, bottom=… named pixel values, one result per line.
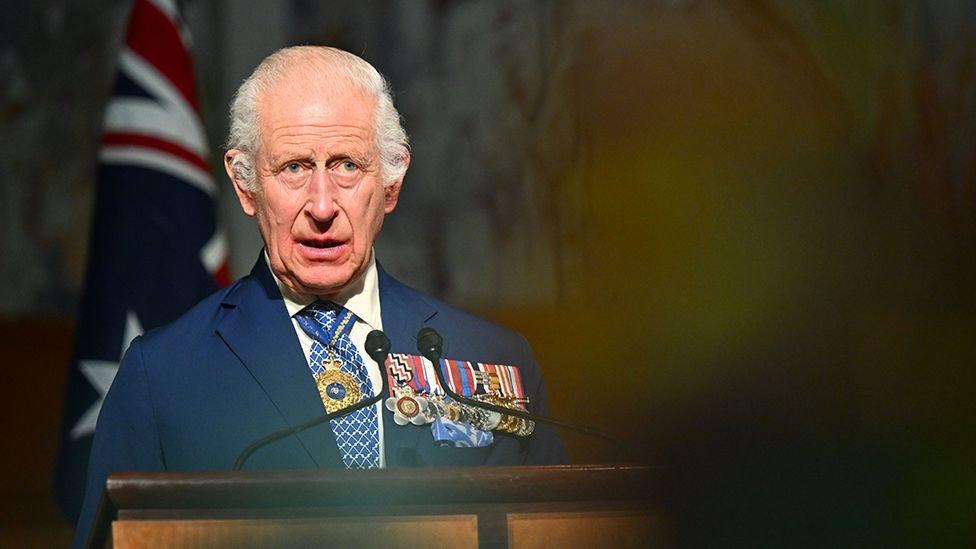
left=385, top=391, right=431, bottom=426
left=314, top=353, right=361, bottom=413
left=301, top=307, right=363, bottom=414
left=426, top=394, right=460, bottom=422
left=471, top=394, right=530, bottom=436
left=516, top=418, right=535, bottom=436
left=385, top=386, right=433, bottom=426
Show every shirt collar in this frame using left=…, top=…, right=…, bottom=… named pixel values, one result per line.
left=266, top=250, right=382, bottom=330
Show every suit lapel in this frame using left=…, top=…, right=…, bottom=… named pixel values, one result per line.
left=377, top=264, right=439, bottom=467
left=216, top=256, right=343, bottom=469
left=377, top=263, right=437, bottom=356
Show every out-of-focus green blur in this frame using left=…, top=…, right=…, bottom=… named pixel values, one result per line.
left=482, top=3, right=976, bottom=545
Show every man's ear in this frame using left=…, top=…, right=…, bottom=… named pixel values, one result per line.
left=225, top=149, right=256, bottom=217
left=383, top=152, right=410, bottom=214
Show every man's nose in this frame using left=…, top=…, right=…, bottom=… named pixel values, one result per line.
left=304, top=166, right=338, bottom=221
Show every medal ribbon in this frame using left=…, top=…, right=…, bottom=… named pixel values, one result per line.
left=382, top=353, right=529, bottom=403
left=296, top=306, right=354, bottom=350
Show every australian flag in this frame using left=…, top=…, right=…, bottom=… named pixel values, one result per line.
left=54, top=0, right=229, bottom=522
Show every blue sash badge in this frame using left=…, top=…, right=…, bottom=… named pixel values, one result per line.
left=431, top=417, right=494, bottom=448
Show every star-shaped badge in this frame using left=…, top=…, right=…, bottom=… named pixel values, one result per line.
left=385, top=392, right=431, bottom=426
left=70, top=311, right=143, bottom=439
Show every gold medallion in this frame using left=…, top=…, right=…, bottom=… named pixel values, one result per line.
left=314, top=368, right=361, bottom=413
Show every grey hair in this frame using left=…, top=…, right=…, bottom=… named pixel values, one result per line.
left=225, top=46, right=409, bottom=190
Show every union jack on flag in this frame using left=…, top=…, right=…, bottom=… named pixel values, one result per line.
left=54, top=0, right=228, bottom=522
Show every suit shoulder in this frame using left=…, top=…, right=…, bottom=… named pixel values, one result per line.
left=429, top=294, right=524, bottom=343
left=137, top=276, right=246, bottom=349
left=381, top=270, right=532, bottom=361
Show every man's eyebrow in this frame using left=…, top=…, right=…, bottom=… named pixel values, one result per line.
left=268, top=150, right=316, bottom=165
left=329, top=150, right=372, bottom=162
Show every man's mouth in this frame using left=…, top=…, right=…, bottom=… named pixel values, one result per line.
left=301, top=239, right=343, bottom=249
left=297, top=239, right=349, bottom=260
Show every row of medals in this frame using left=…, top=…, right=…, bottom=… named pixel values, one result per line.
left=387, top=384, right=535, bottom=437
left=314, top=349, right=534, bottom=437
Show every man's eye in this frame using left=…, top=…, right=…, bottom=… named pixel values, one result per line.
left=285, top=162, right=303, bottom=173
left=339, top=160, right=358, bottom=172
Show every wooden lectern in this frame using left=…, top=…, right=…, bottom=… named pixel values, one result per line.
left=88, top=464, right=668, bottom=548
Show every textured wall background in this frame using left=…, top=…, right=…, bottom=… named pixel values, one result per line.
left=1, top=0, right=126, bottom=311
left=2, top=0, right=975, bottom=546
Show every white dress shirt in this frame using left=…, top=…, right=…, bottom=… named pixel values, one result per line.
left=267, top=251, right=387, bottom=467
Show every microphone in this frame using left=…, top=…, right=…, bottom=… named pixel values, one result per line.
left=416, top=327, right=633, bottom=461
left=233, top=330, right=392, bottom=470
left=416, top=327, right=444, bottom=363
left=364, top=329, right=393, bottom=369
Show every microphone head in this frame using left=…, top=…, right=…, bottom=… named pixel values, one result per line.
left=365, top=330, right=391, bottom=362
left=416, top=327, right=443, bottom=359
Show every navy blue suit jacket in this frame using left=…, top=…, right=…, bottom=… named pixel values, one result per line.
left=73, top=256, right=565, bottom=546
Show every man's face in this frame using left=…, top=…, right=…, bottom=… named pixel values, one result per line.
left=226, top=77, right=404, bottom=297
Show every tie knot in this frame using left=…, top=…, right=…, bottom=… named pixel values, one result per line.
left=296, top=301, right=356, bottom=344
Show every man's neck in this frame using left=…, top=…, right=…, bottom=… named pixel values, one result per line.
left=266, top=251, right=382, bottom=330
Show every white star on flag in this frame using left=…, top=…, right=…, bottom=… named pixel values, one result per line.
left=71, top=311, right=143, bottom=439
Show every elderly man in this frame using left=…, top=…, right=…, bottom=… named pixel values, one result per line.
left=73, top=46, right=564, bottom=546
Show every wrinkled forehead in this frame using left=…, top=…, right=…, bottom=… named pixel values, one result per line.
left=255, top=72, right=378, bottom=145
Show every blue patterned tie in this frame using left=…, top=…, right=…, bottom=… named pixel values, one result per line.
left=296, top=301, right=380, bottom=468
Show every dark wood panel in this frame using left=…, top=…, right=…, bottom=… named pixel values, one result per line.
left=107, top=465, right=665, bottom=511
left=99, top=466, right=668, bottom=549
left=1, top=316, right=76, bottom=495
left=0, top=317, right=77, bottom=547
left=113, top=515, right=479, bottom=549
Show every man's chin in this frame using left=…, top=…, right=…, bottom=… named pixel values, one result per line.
left=291, top=280, right=349, bottom=298
left=286, top=269, right=358, bottom=298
